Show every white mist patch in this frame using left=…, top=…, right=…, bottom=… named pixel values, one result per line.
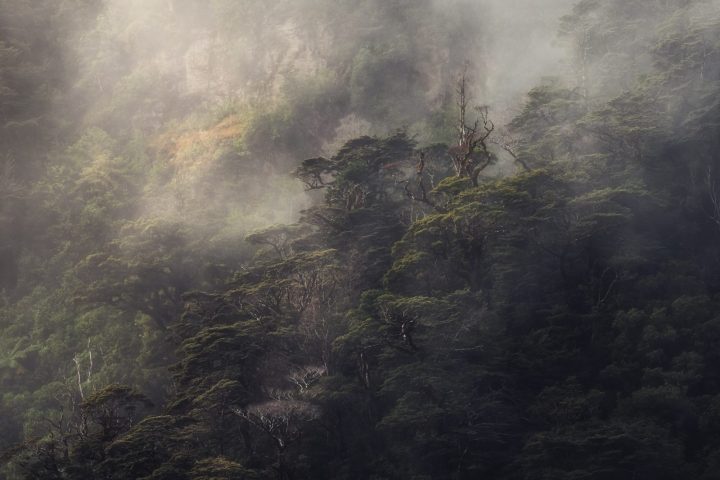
left=480, top=0, right=576, bottom=117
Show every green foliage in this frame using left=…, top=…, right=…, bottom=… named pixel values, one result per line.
left=5, top=0, right=720, bottom=479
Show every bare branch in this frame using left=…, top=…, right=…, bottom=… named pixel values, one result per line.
left=450, top=68, right=496, bottom=186
left=490, top=132, right=531, bottom=171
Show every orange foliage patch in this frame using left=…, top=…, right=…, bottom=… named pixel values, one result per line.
left=150, top=115, right=247, bottom=165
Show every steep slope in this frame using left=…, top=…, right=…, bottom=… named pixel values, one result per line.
left=4, top=0, right=720, bottom=479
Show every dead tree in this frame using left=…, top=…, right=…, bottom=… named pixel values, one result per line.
left=451, top=69, right=495, bottom=186
left=234, top=400, right=319, bottom=479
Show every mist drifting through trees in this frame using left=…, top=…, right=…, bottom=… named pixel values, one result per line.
left=1, top=0, right=720, bottom=478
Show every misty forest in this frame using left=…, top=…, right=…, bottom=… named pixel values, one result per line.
left=2, top=0, right=720, bottom=478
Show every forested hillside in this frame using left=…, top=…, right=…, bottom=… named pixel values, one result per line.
left=2, top=0, right=720, bottom=479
